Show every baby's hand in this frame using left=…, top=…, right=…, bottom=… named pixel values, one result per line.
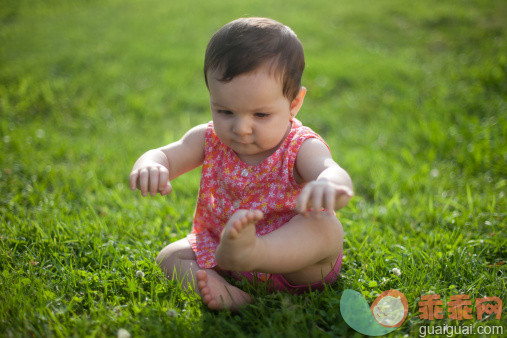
left=296, top=179, right=353, bottom=217
left=129, top=164, right=172, bottom=197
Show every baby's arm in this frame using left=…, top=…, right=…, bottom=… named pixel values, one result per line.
left=129, top=124, right=207, bottom=196
left=294, top=138, right=353, bottom=216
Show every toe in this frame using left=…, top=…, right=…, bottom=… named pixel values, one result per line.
left=245, top=211, right=254, bottom=222
left=207, top=299, right=219, bottom=310
left=200, top=286, right=210, bottom=296
left=237, top=214, right=248, bottom=227
left=196, top=270, right=207, bottom=282
left=229, top=226, right=238, bottom=239
left=202, top=293, right=212, bottom=303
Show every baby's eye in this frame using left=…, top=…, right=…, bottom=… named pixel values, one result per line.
left=218, top=110, right=233, bottom=115
left=254, top=113, right=270, bottom=118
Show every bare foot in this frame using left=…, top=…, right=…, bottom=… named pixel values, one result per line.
left=215, top=209, right=264, bottom=271
left=196, top=270, right=251, bottom=311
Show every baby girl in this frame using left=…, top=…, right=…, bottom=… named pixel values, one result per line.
left=129, top=17, right=353, bottom=311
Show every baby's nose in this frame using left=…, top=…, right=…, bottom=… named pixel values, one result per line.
left=233, top=118, right=252, bottom=135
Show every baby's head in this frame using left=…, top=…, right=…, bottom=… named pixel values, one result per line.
left=204, top=18, right=307, bottom=163
left=204, top=17, right=305, bottom=102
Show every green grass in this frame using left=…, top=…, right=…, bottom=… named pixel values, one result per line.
left=1, top=0, right=505, bottom=336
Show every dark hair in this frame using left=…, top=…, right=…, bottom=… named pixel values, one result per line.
left=204, top=17, right=305, bottom=101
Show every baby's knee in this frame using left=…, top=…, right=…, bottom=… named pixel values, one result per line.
left=156, top=248, right=183, bottom=279
left=314, top=214, right=344, bottom=250
left=155, top=239, right=195, bottom=276
left=314, top=216, right=343, bottom=264
left=155, top=246, right=173, bottom=267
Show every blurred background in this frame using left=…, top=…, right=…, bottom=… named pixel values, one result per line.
left=0, top=0, right=505, bottom=335
left=1, top=0, right=505, bottom=196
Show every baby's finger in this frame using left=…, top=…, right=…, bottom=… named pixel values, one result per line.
left=129, top=170, right=139, bottom=191
left=325, top=188, right=336, bottom=215
left=296, top=185, right=312, bottom=216
left=337, top=186, right=354, bottom=197
left=161, top=181, right=172, bottom=196
left=158, top=167, right=169, bottom=192
left=311, top=185, right=324, bottom=218
left=149, top=167, right=159, bottom=196
left=139, top=168, right=149, bottom=196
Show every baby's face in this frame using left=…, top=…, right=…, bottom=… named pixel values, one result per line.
left=208, top=64, right=302, bottom=164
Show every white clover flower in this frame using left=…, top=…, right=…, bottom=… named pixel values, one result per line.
left=136, top=270, right=145, bottom=278
left=117, top=328, right=131, bottom=338
left=392, top=268, right=402, bottom=276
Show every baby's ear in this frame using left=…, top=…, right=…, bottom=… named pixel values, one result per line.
left=290, top=87, right=307, bottom=119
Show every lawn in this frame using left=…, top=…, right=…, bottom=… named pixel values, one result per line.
left=0, top=0, right=505, bottom=336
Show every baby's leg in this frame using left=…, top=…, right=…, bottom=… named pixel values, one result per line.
left=215, top=210, right=343, bottom=285
left=156, top=238, right=251, bottom=310
left=156, top=238, right=201, bottom=290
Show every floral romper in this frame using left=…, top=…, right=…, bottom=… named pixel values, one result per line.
left=187, top=118, right=342, bottom=292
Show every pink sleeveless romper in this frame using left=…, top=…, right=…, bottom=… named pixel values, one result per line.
left=187, top=118, right=342, bottom=293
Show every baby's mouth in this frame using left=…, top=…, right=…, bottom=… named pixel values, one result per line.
left=234, top=139, right=252, bottom=145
